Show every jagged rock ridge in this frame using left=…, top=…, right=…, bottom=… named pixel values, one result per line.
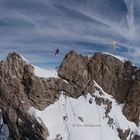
left=0, top=51, right=139, bottom=140
left=0, top=52, right=96, bottom=140
left=58, top=51, right=140, bottom=125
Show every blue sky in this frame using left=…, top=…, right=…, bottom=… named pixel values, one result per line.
left=0, top=0, right=140, bottom=68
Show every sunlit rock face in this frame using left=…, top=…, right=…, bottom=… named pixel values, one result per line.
left=58, top=51, right=140, bottom=125
left=0, top=52, right=49, bottom=140
left=0, top=51, right=140, bottom=140
left=0, top=52, right=96, bottom=140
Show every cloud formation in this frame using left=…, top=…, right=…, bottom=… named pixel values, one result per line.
left=0, top=0, right=140, bottom=67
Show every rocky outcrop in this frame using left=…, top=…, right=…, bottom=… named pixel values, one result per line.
left=0, top=52, right=96, bottom=139
left=0, top=52, right=49, bottom=140
left=0, top=51, right=140, bottom=140
left=58, top=51, right=140, bottom=125
left=117, top=128, right=131, bottom=140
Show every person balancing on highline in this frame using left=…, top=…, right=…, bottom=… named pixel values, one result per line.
left=112, top=40, right=117, bottom=55
left=55, top=48, right=59, bottom=55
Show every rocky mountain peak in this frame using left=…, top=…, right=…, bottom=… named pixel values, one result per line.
left=6, top=52, right=23, bottom=60
left=58, top=51, right=140, bottom=125
left=0, top=52, right=48, bottom=140
left=0, top=51, right=139, bottom=140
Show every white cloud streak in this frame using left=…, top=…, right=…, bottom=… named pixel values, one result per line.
left=0, top=0, right=139, bottom=67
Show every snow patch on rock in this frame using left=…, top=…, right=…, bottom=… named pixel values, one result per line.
left=28, top=82, right=140, bottom=140
left=33, top=66, right=58, bottom=78
left=19, top=54, right=30, bottom=64
left=19, top=53, right=58, bottom=78
left=102, top=52, right=126, bottom=62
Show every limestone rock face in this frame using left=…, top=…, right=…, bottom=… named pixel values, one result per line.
left=0, top=51, right=140, bottom=140
left=0, top=52, right=96, bottom=140
left=58, top=51, right=140, bottom=125
left=58, top=51, right=94, bottom=94
left=0, top=52, right=48, bottom=140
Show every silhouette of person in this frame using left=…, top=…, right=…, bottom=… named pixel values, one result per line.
left=55, top=48, right=59, bottom=55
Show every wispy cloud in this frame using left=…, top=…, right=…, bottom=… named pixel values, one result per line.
left=0, top=0, right=139, bottom=67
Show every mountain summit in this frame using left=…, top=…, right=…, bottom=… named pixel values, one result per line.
left=0, top=51, right=139, bottom=140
